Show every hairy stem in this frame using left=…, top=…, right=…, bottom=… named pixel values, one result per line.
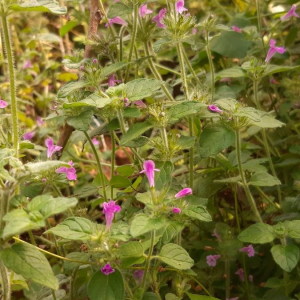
left=0, top=261, right=10, bottom=300
left=84, top=131, right=108, bottom=201
left=205, top=30, right=215, bottom=102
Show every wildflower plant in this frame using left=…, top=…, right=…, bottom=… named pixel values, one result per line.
left=0, top=0, right=300, bottom=300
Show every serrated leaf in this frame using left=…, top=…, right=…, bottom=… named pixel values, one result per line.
left=286, top=220, right=300, bottom=239
left=57, top=80, right=88, bottom=98
left=101, top=62, right=129, bottom=78
left=124, top=79, right=162, bottom=101
left=87, top=269, right=124, bottom=300
left=249, top=171, right=281, bottom=187
left=9, top=0, right=66, bottom=15
left=262, top=65, right=299, bottom=77
left=130, top=214, right=166, bottom=237
left=215, top=66, right=245, bottom=81
left=110, top=175, right=131, bottom=188
left=158, top=243, right=194, bottom=270
left=107, top=2, right=132, bottom=18
left=25, top=161, right=68, bottom=174
left=154, top=161, right=174, bottom=191
left=168, top=102, right=206, bottom=123
left=0, top=243, right=58, bottom=290
left=238, top=223, right=275, bottom=244
left=182, top=206, right=212, bottom=222
left=120, top=121, right=153, bottom=146
left=63, top=252, right=90, bottom=272
left=63, top=94, right=112, bottom=109
left=160, top=221, right=184, bottom=245
left=271, top=244, right=299, bottom=272
left=119, top=241, right=144, bottom=259
left=250, top=114, right=285, bottom=129
left=67, top=110, right=93, bottom=131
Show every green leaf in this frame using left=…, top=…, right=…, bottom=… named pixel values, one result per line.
left=271, top=245, right=299, bottom=272
left=110, top=175, right=132, bottom=188
left=153, top=37, right=172, bottom=52
left=158, top=243, right=194, bottom=270
left=210, top=31, right=252, bottom=58
left=9, top=0, right=66, bottom=14
left=25, top=161, right=68, bottom=174
left=286, top=220, right=300, bottom=239
left=154, top=161, right=174, bottom=191
left=199, top=124, right=235, bottom=158
left=0, top=243, right=58, bottom=290
left=165, top=293, right=180, bottom=300
left=143, top=292, right=160, bottom=300
left=116, top=165, right=135, bottom=176
left=87, top=269, right=124, bottom=300
left=45, top=217, right=98, bottom=241
left=130, top=214, right=166, bottom=237
left=168, top=102, right=206, bottom=123
left=63, top=93, right=113, bottom=109
left=261, top=65, right=299, bottom=78
left=215, top=66, right=245, bottom=81
left=63, top=252, right=91, bottom=272
left=20, top=141, right=34, bottom=150
left=120, top=121, right=153, bottom=146
left=160, top=221, right=184, bottom=245
left=186, top=293, right=220, bottom=300
left=124, top=79, right=162, bottom=101
left=67, top=110, right=93, bottom=131
left=135, top=192, right=152, bottom=205
left=59, top=21, right=78, bottom=37
left=101, top=62, right=130, bottom=78
left=118, top=241, right=144, bottom=259
left=123, top=107, right=142, bottom=118
left=176, top=136, right=196, bottom=149
left=249, top=171, right=281, bottom=187
left=238, top=223, right=275, bottom=244
left=57, top=80, right=88, bottom=98
left=107, top=2, right=132, bottom=18
left=249, top=113, right=285, bottom=129
left=123, top=136, right=149, bottom=148
left=182, top=206, right=212, bottom=222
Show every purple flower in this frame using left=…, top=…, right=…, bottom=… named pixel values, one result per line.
left=0, top=100, right=8, bottom=108
left=103, top=200, right=121, bottom=229
left=232, top=26, right=242, bottom=33
left=56, top=161, right=77, bottom=181
left=101, top=263, right=115, bottom=275
left=212, top=228, right=222, bottom=242
left=108, top=74, right=121, bottom=87
left=239, top=244, right=255, bottom=257
left=249, top=275, right=253, bottom=282
left=134, top=100, right=146, bottom=108
left=152, top=8, right=167, bottom=28
left=175, top=188, right=192, bottom=198
left=22, top=131, right=35, bottom=140
left=106, top=17, right=128, bottom=27
left=265, top=39, right=285, bottom=63
left=139, top=4, right=153, bottom=18
left=220, top=77, right=232, bottom=84
left=281, top=5, right=299, bottom=21
left=206, top=255, right=221, bottom=267
left=42, top=178, right=47, bottom=182
left=173, top=207, right=181, bottom=214
left=23, top=60, right=33, bottom=69
left=270, top=78, right=279, bottom=85
left=133, top=270, right=144, bottom=283
left=45, top=137, right=62, bottom=158
left=235, top=268, right=245, bottom=282
left=140, top=160, right=160, bottom=187
left=37, top=116, right=45, bottom=126
left=93, top=58, right=98, bottom=64
left=92, top=137, right=100, bottom=145
left=208, top=105, right=223, bottom=113
left=176, top=0, right=188, bottom=14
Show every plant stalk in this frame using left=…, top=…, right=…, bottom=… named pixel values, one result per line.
left=205, top=30, right=215, bottom=102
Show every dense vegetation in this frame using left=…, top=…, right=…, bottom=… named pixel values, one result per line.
left=1, top=0, right=300, bottom=299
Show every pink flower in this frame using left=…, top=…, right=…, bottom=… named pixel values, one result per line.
left=270, top=78, right=279, bottom=85
left=208, top=105, right=222, bottom=113
left=232, top=26, right=242, bottom=33
left=134, top=100, right=147, bottom=108
left=220, top=78, right=232, bottom=84
left=22, top=131, right=35, bottom=140
left=235, top=268, right=245, bottom=282
left=133, top=270, right=144, bottom=283
left=103, top=200, right=121, bottom=229
left=173, top=207, right=181, bottom=214
left=101, top=263, right=115, bottom=275
left=175, top=188, right=192, bottom=198
left=0, top=100, right=8, bottom=108
left=37, top=116, right=45, bottom=126
left=206, top=255, right=221, bottom=267
left=152, top=8, right=167, bottom=28
left=56, top=161, right=77, bottom=181
left=23, top=60, right=33, bottom=69
left=265, top=39, right=285, bottom=62
left=239, top=245, right=255, bottom=257
left=281, top=5, right=299, bottom=21
left=42, top=178, right=47, bottom=182
left=212, top=228, right=222, bottom=242
left=139, top=4, right=153, bottom=18
left=108, top=74, right=121, bottom=87
left=249, top=275, right=253, bottom=282
left=45, top=137, right=62, bottom=158
left=124, top=97, right=130, bottom=107
left=192, top=28, right=197, bottom=35
left=92, top=137, right=100, bottom=146
left=93, top=58, right=98, bottom=64
left=176, top=0, right=188, bottom=14
left=106, top=16, right=128, bottom=27
left=140, top=160, right=160, bottom=187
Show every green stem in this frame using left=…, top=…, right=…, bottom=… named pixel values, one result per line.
left=125, top=1, right=138, bottom=81
left=253, top=80, right=282, bottom=204
left=188, top=118, right=194, bottom=188
left=51, top=290, right=57, bottom=300
left=225, top=260, right=230, bottom=299
left=154, top=63, right=181, bottom=76
left=0, top=261, right=10, bottom=300
left=233, top=184, right=241, bottom=232
left=205, top=30, right=215, bottom=103
left=110, top=132, right=115, bottom=196
left=28, top=230, right=37, bottom=246
left=141, top=230, right=156, bottom=298
left=182, top=47, right=202, bottom=86
left=150, top=187, right=158, bottom=205
left=160, top=127, right=169, bottom=152
left=143, top=42, right=175, bottom=101
left=84, top=132, right=108, bottom=201
left=255, top=0, right=266, bottom=54
left=1, top=11, right=19, bottom=158
left=236, top=127, right=263, bottom=223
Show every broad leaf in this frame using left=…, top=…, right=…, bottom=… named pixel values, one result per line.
left=154, top=161, right=174, bottom=191
left=120, top=121, right=153, bottom=146
left=67, top=110, right=93, bottom=131
left=286, top=220, right=300, bottom=239
left=238, top=223, right=275, bottom=244
left=57, top=80, right=88, bottom=98
left=63, top=252, right=91, bottom=272
left=262, top=65, right=299, bottom=78
left=271, top=245, right=299, bottom=272
left=101, top=62, right=130, bottom=78
left=87, top=269, right=124, bottom=300
left=0, top=243, right=58, bottom=289
left=249, top=171, right=281, bottom=187
left=107, top=2, right=132, bottom=18
left=118, top=241, right=144, bottom=259
left=63, top=94, right=112, bottom=109
left=160, top=222, right=184, bottom=245
left=158, top=243, right=194, bottom=270
left=25, top=161, right=68, bottom=174
left=168, top=102, right=206, bottom=123
left=183, top=206, right=212, bottom=222
left=215, top=66, right=245, bottom=81
left=130, top=214, right=166, bottom=237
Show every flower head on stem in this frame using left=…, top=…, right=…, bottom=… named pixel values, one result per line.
left=281, top=5, right=299, bottom=21
left=56, top=161, right=77, bottom=181
left=152, top=8, right=166, bottom=28
left=175, top=188, right=192, bottom=198
left=265, top=39, right=285, bottom=63
left=176, top=0, right=188, bottom=14
left=239, top=245, right=255, bottom=257
left=139, top=4, right=153, bottom=18
left=0, top=100, right=8, bottom=108
left=101, top=263, right=115, bottom=275
left=140, top=160, right=160, bottom=187
left=105, top=17, right=128, bottom=27
left=102, top=200, right=121, bottom=229
left=45, top=137, right=62, bottom=159
left=206, top=255, right=221, bottom=267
